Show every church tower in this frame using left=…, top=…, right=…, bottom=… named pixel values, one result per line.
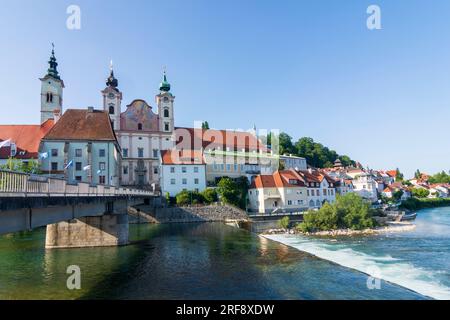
left=101, top=61, right=122, bottom=131
left=156, top=70, right=175, bottom=133
left=40, top=44, right=64, bottom=124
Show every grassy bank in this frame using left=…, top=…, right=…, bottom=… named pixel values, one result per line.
left=400, top=197, right=450, bottom=211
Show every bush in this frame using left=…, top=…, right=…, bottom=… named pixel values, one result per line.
left=401, top=197, right=450, bottom=211
left=297, top=193, right=375, bottom=233
left=201, top=188, right=218, bottom=204
left=175, top=190, right=204, bottom=206
left=278, top=216, right=290, bottom=229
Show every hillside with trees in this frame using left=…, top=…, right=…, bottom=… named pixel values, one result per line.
left=267, top=132, right=356, bottom=168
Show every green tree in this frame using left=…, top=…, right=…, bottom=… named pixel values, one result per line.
left=201, top=121, right=210, bottom=130
left=297, top=193, right=375, bottom=232
left=428, top=171, right=450, bottom=184
left=201, top=188, right=218, bottom=204
left=411, top=188, right=430, bottom=198
left=0, top=158, right=40, bottom=174
left=395, top=168, right=404, bottom=182
left=278, top=216, right=290, bottom=229
left=414, top=169, right=422, bottom=179
left=216, top=177, right=248, bottom=208
left=392, top=190, right=404, bottom=201
left=278, top=132, right=296, bottom=155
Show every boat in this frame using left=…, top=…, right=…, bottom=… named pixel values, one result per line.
left=400, top=212, right=417, bottom=221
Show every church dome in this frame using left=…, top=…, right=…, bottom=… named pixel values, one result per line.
left=159, top=71, right=171, bottom=92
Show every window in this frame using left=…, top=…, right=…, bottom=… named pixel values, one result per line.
left=122, top=148, right=128, bottom=157
left=138, top=123, right=143, bottom=130
left=46, top=92, right=53, bottom=103
left=99, top=162, right=106, bottom=170
left=153, top=149, right=159, bottom=158
left=182, top=167, right=187, bottom=173
left=170, top=167, right=175, bottom=173
left=331, top=189, right=334, bottom=196
left=234, top=164, right=238, bottom=172
left=154, top=167, right=158, bottom=174
left=75, top=162, right=82, bottom=171
left=164, top=122, right=169, bottom=131
left=51, top=162, right=58, bottom=171
left=123, top=166, right=128, bottom=174
left=163, top=109, right=169, bottom=117
left=51, top=149, right=58, bottom=157
left=288, top=200, right=292, bottom=205
left=170, top=179, right=176, bottom=185
left=163, top=97, right=169, bottom=102
left=194, top=178, right=199, bottom=185
left=109, top=105, right=114, bottom=114
left=99, top=176, right=106, bottom=184
left=182, top=178, right=187, bottom=185
left=99, top=149, right=106, bottom=157
left=226, top=164, right=231, bottom=171
left=138, top=148, right=144, bottom=158
left=298, top=200, right=303, bottom=205
left=75, top=176, right=82, bottom=182
left=194, top=167, right=199, bottom=173
left=75, top=149, right=82, bottom=157
left=311, top=189, right=314, bottom=196
left=323, top=189, right=327, bottom=196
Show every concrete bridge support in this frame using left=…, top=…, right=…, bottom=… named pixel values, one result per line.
left=45, top=213, right=129, bottom=249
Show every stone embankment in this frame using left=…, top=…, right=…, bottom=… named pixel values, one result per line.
left=128, top=203, right=249, bottom=224
left=263, top=222, right=416, bottom=236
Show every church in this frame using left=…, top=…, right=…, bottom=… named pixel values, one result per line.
left=101, top=65, right=175, bottom=190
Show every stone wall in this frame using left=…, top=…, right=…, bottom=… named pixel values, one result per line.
left=45, top=213, right=129, bottom=249
left=129, top=203, right=249, bottom=224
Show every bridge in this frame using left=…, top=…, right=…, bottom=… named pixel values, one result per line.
left=0, top=170, right=157, bottom=249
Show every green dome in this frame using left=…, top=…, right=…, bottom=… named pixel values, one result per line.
left=159, top=72, right=171, bottom=92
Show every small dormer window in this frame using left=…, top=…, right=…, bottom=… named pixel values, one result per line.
left=138, top=123, right=143, bottom=130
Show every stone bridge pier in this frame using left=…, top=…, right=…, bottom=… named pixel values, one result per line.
left=45, top=198, right=133, bottom=249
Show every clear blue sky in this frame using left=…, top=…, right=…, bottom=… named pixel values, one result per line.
left=1, top=0, right=449, bottom=177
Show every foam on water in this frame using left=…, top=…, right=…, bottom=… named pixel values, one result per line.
left=263, top=234, right=450, bottom=300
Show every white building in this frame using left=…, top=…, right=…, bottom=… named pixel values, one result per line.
left=248, top=170, right=308, bottom=214
left=280, top=154, right=307, bottom=170
left=352, top=173, right=378, bottom=202
left=296, top=169, right=337, bottom=208
left=160, top=150, right=207, bottom=197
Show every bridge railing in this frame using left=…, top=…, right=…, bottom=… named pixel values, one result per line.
left=0, top=170, right=155, bottom=197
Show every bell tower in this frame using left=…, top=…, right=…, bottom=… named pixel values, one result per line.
left=156, top=69, right=175, bottom=133
left=40, top=44, right=64, bottom=124
left=101, top=61, right=122, bottom=131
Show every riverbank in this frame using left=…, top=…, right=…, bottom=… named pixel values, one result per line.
left=401, top=197, right=450, bottom=211
left=128, top=203, right=249, bottom=224
left=263, top=222, right=416, bottom=237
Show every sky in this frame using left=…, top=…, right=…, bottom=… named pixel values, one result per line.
left=0, top=0, right=449, bottom=178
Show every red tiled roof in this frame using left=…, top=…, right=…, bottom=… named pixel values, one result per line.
left=161, top=149, right=205, bottom=165
left=386, top=170, right=397, bottom=178
left=43, top=109, right=117, bottom=141
left=175, top=127, right=269, bottom=153
left=0, top=119, right=54, bottom=159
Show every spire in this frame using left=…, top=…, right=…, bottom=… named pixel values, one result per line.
left=47, top=43, right=60, bottom=80
left=159, top=67, right=171, bottom=92
left=106, top=59, right=118, bottom=88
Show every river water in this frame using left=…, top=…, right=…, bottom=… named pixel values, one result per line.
left=2, top=208, right=447, bottom=299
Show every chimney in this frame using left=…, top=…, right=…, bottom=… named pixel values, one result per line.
left=87, top=106, right=94, bottom=113
left=53, top=109, right=61, bottom=123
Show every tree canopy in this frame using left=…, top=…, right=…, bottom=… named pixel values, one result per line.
left=269, top=132, right=355, bottom=168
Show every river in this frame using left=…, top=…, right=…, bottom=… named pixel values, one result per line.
left=2, top=208, right=448, bottom=299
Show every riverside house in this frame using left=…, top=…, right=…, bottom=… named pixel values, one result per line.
left=39, top=107, right=121, bottom=186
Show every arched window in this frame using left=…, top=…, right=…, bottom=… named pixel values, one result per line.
left=109, top=105, right=115, bottom=114
left=309, top=200, right=314, bottom=208
left=138, top=123, right=143, bottom=130
left=163, top=97, right=169, bottom=102
left=46, top=93, right=53, bottom=103
left=163, top=108, right=169, bottom=118
left=316, top=200, right=321, bottom=207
